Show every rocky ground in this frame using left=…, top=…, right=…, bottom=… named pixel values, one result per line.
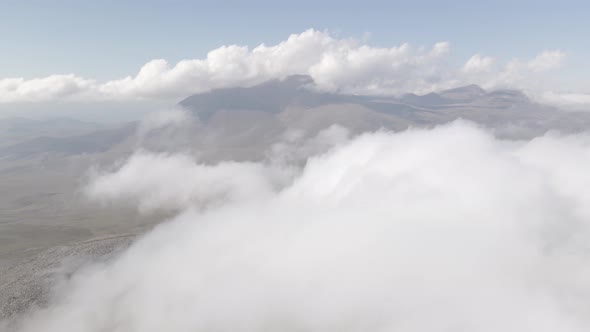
left=0, top=234, right=136, bottom=322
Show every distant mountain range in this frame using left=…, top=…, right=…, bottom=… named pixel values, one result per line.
left=2, top=75, right=590, bottom=160
left=179, top=75, right=590, bottom=141
left=0, top=117, right=104, bottom=148
left=0, top=124, right=135, bottom=160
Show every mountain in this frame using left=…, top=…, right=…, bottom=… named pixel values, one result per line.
left=400, top=92, right=451, bottom=106
left=3, top=75, right=590, bottom=162
left=179, top=75, right=362, bottom=121
left=439, top=84, right=487, bottom=101
left=180, top=75, right=590, bottom=140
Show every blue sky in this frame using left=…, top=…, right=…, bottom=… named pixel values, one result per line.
left=2, top=0, right=589, bottom=81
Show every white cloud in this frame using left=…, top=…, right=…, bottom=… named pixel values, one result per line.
left=9, top=121, right=590, bottom=331
left=0, top=75, right=96, bottom=103
left=136, top=107, right=191, bottom=137
left=535, top=91, right=590, bottom=110
left=462, top=54, right=495, bottom=73
left=0, top=30, right=577, bottom=106
left=85, top=152, right=280, bottom=213
left=527, top=50, right=566, bottom=72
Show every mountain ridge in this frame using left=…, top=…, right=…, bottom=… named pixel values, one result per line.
left=2, top=76, right=589, bottom=161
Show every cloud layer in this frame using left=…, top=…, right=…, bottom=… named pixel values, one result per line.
left=6, top=121, right=590, bottom=331
left=2, top=29, right=584, bottom=108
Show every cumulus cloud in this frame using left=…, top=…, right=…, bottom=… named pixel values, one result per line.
left=0, top=75, right=96, bottom=103
left=85, top=152, right=281, bottom=213
left=462, top=54, right=495, bottom=73
left=6, top=121, right=590, bottom=331
left=535, top=91, right=590, bottom=110
left=136, top=107, right=191, bottom=138
left=0, top=30, right=577, bottom=106
left=86, top=125, right=351, bottom=214
left=527, top=50, right=566, bottom=72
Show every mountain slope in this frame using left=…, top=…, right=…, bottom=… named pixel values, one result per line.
left=180, top=75, right=590, bottom=140
left=3, top=75, right=589, bottom=162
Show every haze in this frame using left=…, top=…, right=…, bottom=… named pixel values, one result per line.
left=2, top=1, right=590, bottom=331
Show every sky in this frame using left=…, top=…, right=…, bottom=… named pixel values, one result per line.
left=1, top=0, right=590, bottom=119
left=5, top=3, right=590, bottom=329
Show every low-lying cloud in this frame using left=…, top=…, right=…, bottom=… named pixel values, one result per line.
left=5, top=120, right=590, bottom=331
left=2, top=29, right=585, bottom=108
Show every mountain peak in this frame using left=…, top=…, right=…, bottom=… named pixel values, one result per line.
left=282, top=74, right=314, bottom=86
left=255, top=74, right=315, bottom=90
left=179, top=75, right=323, bottom=121
left=487, top=89, right=530, bottom=104
left=439, top=84, right=486, bottom=100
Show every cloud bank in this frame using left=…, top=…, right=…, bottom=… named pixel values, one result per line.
left=2, top=29, right=586, bottom=108
left=6, top=121, right=590, bottom=331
